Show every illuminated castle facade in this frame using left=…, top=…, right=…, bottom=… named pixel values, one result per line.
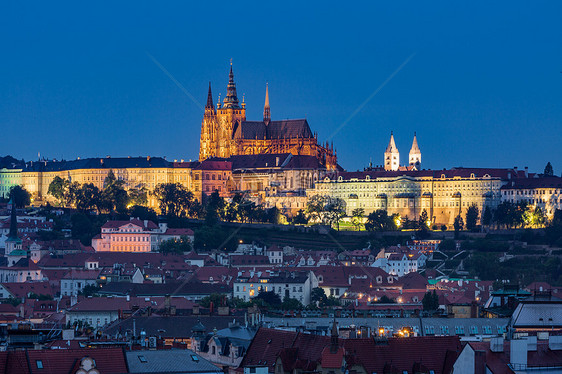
left=199, top=64, right=338, bottom=170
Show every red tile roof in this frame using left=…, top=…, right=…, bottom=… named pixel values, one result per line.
left=1, top=282, right=55, bottom=299
left=468, top=340, right=562, bottom=373
left=242, top=328, right=460, bottom=374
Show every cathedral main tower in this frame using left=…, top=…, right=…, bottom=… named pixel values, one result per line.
left=199, top=63, right=246, bottom=160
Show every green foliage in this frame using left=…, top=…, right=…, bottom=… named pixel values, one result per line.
left=310, top=287, right=326, bottom=305
left=351, top=208, right=365, bottom=231
left=454, top=215, right=464, bottom=239
left=376, top=295, right=395, bottom=303
left=153, top=183, right=198, bottom=218
left=79, top=285, right=100, bottom=297
left=544, top=162, right=554, bottom=176
left=281, top=297, right=303, bottom=310
left=128, top=205, right=158, bottom=222
left=461, top=239, right=509, bottom=253
left=465, top=204, right=479, bottom=231
left=323, top=197, right=346, bottom=230
left=305, top=195, right=325, bottom=223
left=128, top=187, right=148, bottom=207
left=76, top=183, right=101, bottom=212
left=48, top=176, right=69, bottom=206
left=199, top=293, right=228, bottom=308
left=482, top=206, right=493, bottom=227
left=465, top=252, right=562, bottom=285
left=70, top=212, right=104, bottom=246
left=102, top=177, right=128, bottom=214
left=438, top=239, right=456, bottom=251
left=419, top=209, right=429, bottom=228
left=204, top=191, right=226, bottom=226
left=524, top=206, right=547, bottom=228
left=37, top=229, right=65, bottom=241
left=28, top=293, right=53, bottom=301
left=158, top=235, right=192, bottom=254
left=194, top=225, right=237, bottom=252
left=422, top=290, right=439, bottom=311
left=365, top=210, right=398, bottom=231
left=494, top=201, right=527, bottom=229
left=254, top=291, right=282, bottom=307
left=292, top=209, right=308, bottom=225
left=9, top=185, right=31, bottom=207
left=2, top=297, right=21, bottom=306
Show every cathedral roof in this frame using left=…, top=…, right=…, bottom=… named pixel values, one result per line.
left=233, top=119, right=314, bottom=140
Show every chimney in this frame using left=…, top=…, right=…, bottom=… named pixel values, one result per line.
left=524, top=167, right=528, bottom=178
left=549, top=336, right=562, bottom=350
left=510, top=339, right=527, bottom=368
left=490, top=337, right=504, bottom=352
left=527, top=336, right=537, bottom=351
left=474, top=350, right=486, bottom=374
left=276, top=157, right=280, bottom=167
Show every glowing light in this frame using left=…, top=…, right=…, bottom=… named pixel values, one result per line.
left=379, top=328, right=385, bottom=336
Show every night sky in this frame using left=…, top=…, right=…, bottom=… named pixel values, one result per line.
left=1, top=2, right=561, bottom=173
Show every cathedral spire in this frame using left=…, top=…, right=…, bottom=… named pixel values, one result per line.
left=384, top=131, right=400, bottom=171
left=409, top=132, right=421, bottom=168
left=263, top=83, right=271, bottom=124
left=205, top=82, right=214, bottom=109
left=223, top=61, right=240, bottom=109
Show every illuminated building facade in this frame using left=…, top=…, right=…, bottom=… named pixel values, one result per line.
left=501, top=176, right=562, bottom=218
left=310, top=168, right=520, bottom=226
left=199, top=64, right=338, bottom=170
left=0, top=168, right=22, bottom=198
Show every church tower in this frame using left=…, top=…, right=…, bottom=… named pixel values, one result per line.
left=408, top=132, right=421, bottom=168
left=384, top=132, right=400, bottom=171
left=263, top=83, right=271, bottom=124
left=198, top=62, right=246, bottom=160
left=199, top=82, right=217, bottom=161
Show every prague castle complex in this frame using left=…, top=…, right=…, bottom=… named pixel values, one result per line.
left=0, top=64, right=561, bottom=225
left=199, top=64, right=337, bottom=170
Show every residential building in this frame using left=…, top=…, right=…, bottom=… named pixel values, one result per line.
left=60, top=269, right=100, bottom=296
left=453, top=337, right=562, bottom=374
left=501, top=176, right=562, bottom=218
left=233, top=270, right=318, bottom=305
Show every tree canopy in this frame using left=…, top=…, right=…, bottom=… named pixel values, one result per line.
left=9, top=185, right=31, bottom=208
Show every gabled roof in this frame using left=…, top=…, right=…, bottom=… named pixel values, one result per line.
left=234, top=119, right=313, bottom=140
left=126, top=349, right=220, bottom=374
left=242, top=328, right=461, bottom=374
left=0, top=347, right=128, bottom=374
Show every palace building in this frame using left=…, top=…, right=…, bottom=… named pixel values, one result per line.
left=198, top=63, right=338, bottom=170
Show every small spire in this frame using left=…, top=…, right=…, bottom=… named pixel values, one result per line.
left=263, top=82, right=271, bottom=123
left=223, top=62, right=239, bottom=108
left=386, top=131, right=398, bottom=152
left=205, top=82, right=214, bottom=109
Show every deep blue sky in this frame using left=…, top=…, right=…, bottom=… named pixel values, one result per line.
left=1, top=1, right=561, bottom=173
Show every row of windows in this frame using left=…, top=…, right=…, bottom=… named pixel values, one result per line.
left=111, top=236, right=149, bottom=242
